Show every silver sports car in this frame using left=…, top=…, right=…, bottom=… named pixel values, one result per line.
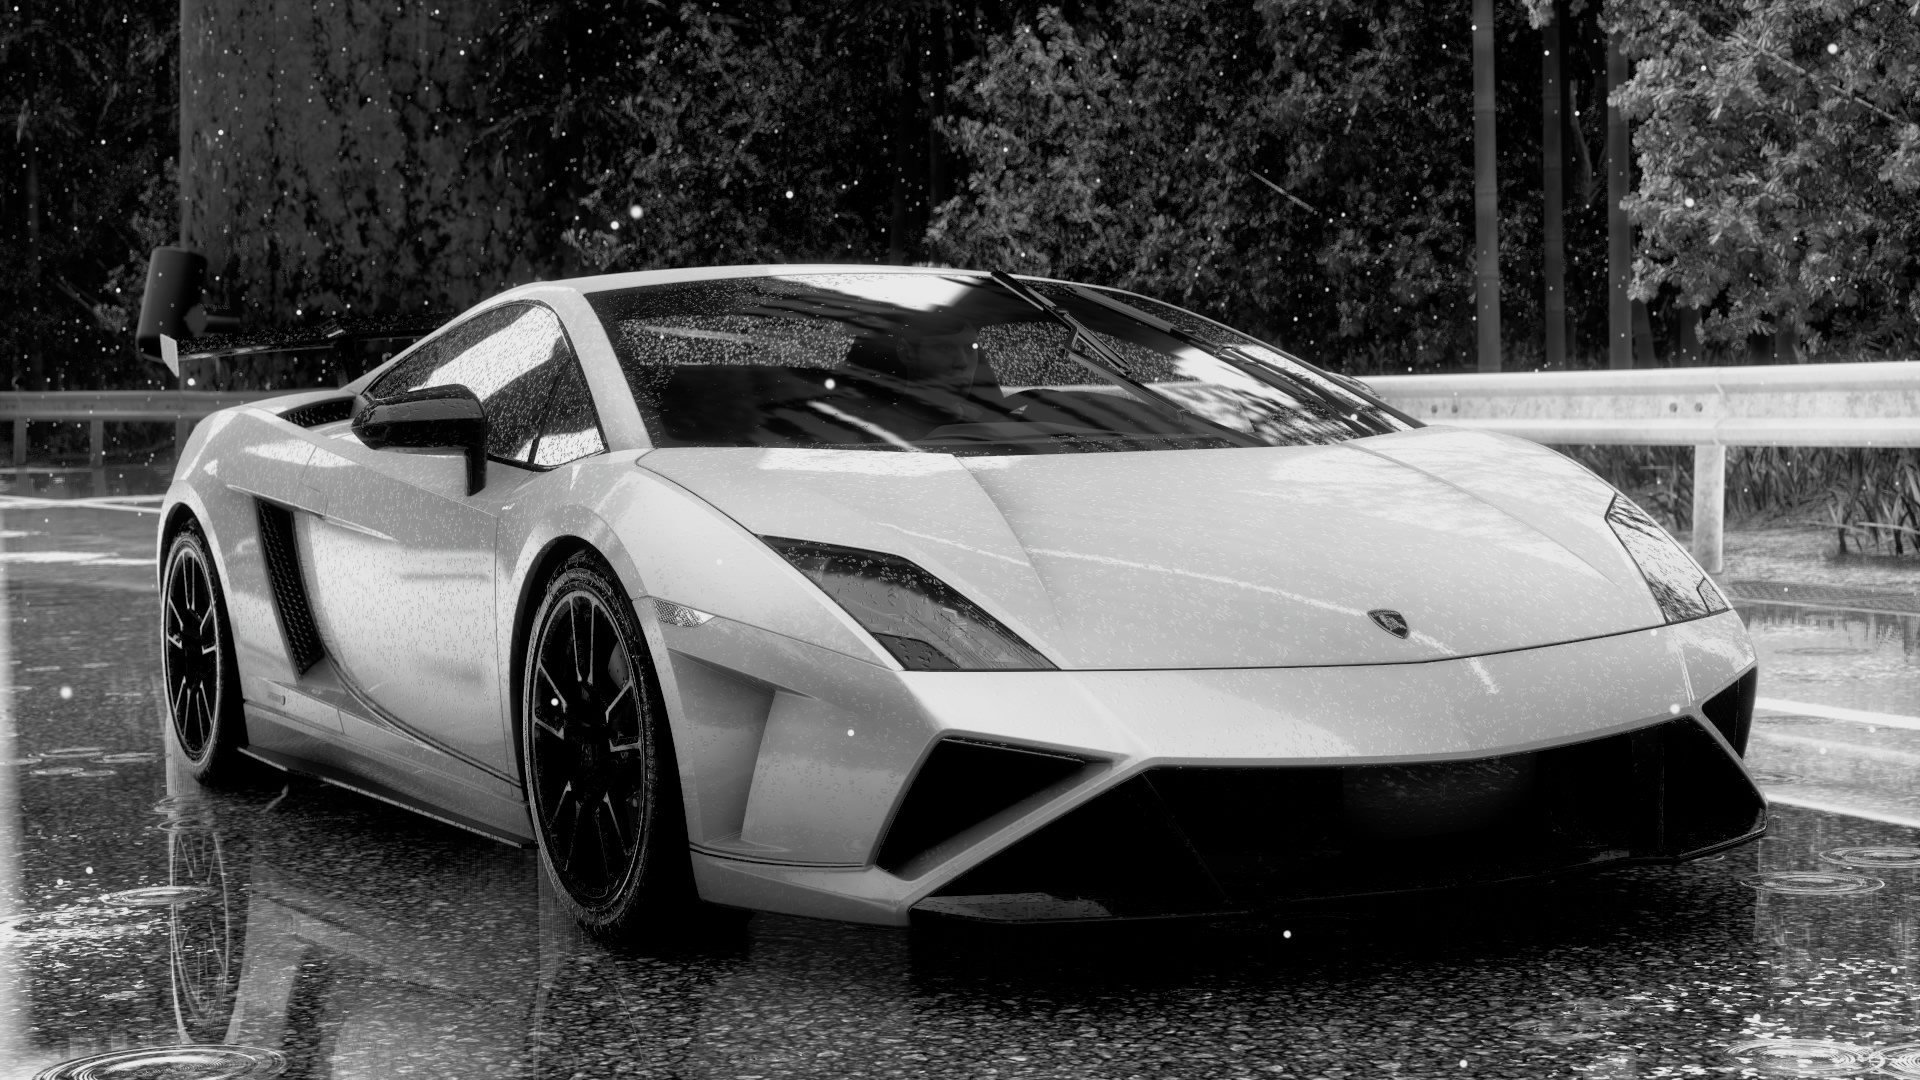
left=158, top=265, right=1765, bottom=934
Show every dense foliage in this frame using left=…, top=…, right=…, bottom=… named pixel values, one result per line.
left=0, top=1, right=177, bottom=390
left=1608, top=0, right=1920, bottom=359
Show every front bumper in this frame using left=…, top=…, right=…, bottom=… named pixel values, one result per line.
left=671, top=610, right=1761, bottom=925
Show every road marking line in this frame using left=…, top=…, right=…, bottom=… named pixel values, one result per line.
left=1755, top=696, right=1920, bottom=733
left=1763, top=790, right=1920, bottom=831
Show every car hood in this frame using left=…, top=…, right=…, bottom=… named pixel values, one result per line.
left=637, top=428, right=1666, bottom=669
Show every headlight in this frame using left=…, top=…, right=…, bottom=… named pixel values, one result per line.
left=1605, top=495, right=1730, bottom=623
left=762, top=537, right=1055, bottom=671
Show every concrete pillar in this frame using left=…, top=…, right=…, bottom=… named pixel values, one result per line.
left=1692, top=443, right=1726, bottom=574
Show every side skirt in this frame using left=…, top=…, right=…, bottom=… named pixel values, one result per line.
left=243, top=734, right=537, bottom=845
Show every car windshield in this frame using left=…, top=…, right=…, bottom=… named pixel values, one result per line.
left=586, top=272, right=1415, bottom=455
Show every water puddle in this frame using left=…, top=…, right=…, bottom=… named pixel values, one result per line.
left=1724, top=1038, right=1883, bottom=1076
left=1740, top=871, right=1887, bottom=895
left=1818, top=846, right=1920, bottom=870
left=93, top=751, right=157, bottom=765
left=0, top=906, right=161, bottom=942
left=1510, top=1017, right=1605, bottom=1042
left=0, top=754, right=43, bottom=766
left=31, top=1044, right=286, bottom=1080
left=27, top=765, right=83, bottom=776
left=1509, top=998, right=1633, bottom=1043
left=1750, top=771, right=1805, bottom=785
left=100, top=886, right=216, bottom=908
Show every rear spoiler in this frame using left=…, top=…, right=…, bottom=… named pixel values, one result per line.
left=135, top=245, right=444, bottom=390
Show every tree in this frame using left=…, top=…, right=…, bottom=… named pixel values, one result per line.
left=928, top=0, right=1563, bottom=372
left=0, top=1, right=178, bottom=390
left=1609, top=0, right=1920, bottom=359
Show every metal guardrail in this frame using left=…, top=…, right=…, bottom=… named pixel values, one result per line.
left=4, top=361, right=1914, bottom=573
left=0, top=390, right=279, bottom=468
left=1366, top=360, right=1920, bottom=573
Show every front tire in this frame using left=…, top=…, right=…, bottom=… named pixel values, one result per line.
left=160, top=524, right=247, bottom=785
left=522, top=552, right=694, bottom=938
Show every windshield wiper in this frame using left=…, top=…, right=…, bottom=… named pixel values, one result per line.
left=987, top=271, right=1258, bottom=446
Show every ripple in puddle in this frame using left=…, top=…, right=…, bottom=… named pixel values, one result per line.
left=1819, top=847, right=1920, bottom=870
left=1564, top=998, right=1632, bottom=1020
left=100, top=885, right=215, bottom=908
left=155, top=818, right=214, bottom=835
left=1724, top=1039, right=1883, bottom=1076
left=32, top=1043, right=286, bottom=1080
left=1741, top=871, right=1886, bottom=896
left=1510, top=1018, right=1605, bottom=1043
left=28, top=765, right=83, bottom=777
left=93, top=751, right=157, bottom=765
left=150, top=795, right=211, bottom=816
left=1881, top=1044, right=1920, bottom=1080
left=1749, top=771, right=1804, bottom=785
left=39, top=747, right=107, bottom=759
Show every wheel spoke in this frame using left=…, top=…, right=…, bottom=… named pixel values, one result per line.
left=563, top=597, right=584, bottom=689
left=599, top=791, right=626, bottom=853
left=560, top=793, right=588, bottom=876
left=603, top=681, right=638, bottom=751
left=544, top=780, right=577, bottom=842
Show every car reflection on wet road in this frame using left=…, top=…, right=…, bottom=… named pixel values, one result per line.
left=2, top=475, right=1919, bottom=1079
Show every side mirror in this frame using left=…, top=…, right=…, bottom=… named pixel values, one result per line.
left=351, top=384, right=488, bottom=495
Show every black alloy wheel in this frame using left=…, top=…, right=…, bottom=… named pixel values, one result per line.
left=523, top=552, right=693, bottom=935
left=161, top=525, right=247, bottom=784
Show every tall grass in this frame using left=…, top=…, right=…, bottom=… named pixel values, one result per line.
left=1554, top=446, right=1920, bottom=555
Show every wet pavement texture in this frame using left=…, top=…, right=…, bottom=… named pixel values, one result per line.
left=1, top=473, right=1919, bottom=1079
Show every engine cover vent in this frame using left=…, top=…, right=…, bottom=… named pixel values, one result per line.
left=255, top=500, right=325, bottom=674
left=279, top=398, right=353, bottom=428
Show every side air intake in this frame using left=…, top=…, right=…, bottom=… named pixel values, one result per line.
left=255, top=500, right=326, bottom=674
left=876, top=738, right=1090, bottom=872
left=1700, top=667, right=1757, bottom=756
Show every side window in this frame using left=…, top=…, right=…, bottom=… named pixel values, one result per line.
left=531, top=348, right=606, bottom=468
left=366, top=303, right=574, bottom=466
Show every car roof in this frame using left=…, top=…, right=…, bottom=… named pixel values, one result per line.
left=504, top=263, right=996, bottom=301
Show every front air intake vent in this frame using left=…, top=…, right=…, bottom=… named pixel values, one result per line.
left=1701, top=667, right=1758, bottom=756
left=875, top=739, right=1090, bottom=872
left=279, top=398, right=353, bottom=428
left=255, top=500, right=326, bottom=674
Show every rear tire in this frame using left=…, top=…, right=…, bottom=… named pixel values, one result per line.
left=160, top=524, right=248, bottom=785
left=522, top=552, right=699, bottom=939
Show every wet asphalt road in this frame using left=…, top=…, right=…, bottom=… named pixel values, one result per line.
left=2, top=470, right=1919, bottom=1079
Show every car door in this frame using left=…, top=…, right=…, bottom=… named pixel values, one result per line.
left=301, top=302, right=600, bottom=778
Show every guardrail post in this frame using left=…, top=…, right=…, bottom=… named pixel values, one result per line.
left=9, top=422, right=21, bottom=468
left=1691, top=443, right=1726, bottom=574
left=88, top=419, right=105, bottom=468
